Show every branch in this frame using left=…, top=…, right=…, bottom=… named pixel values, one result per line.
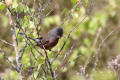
left=55, top=46, right=73, bottom=78
left=0, top=48, right=17, bottom=72
left=7, top=8, right=22, bottom=79
left=59, top=0, right=81, bottom=27
left=60, top=16, right=87, bottom=52
left=19, top=40, right=28, bottom=63
left=19, top=30, right=44, bottom=56
left=42, top=45, right=55, bottom=80
left=52, top=16, right=87, bottom=63
left=0, top=38, right=14, bottom=47
left=84, top=27, right=102, bottom=71
left=84, top=26, right=120, bottom=75
left=93, top=27, right=120, bottom=69
left=8, top=7, right=44, bottom=56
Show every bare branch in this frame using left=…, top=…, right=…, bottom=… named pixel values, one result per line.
left=0, top=47, right=17, bottom=72
left=42, top=45, right=55, bottom=80
left=93, top=27, right=120, bottom=69
left=59, top=0, right=81, bottom=27
left=0, top=38, right=14, bottom=46
left=60, top=16, right=87, bottom=52
left=84, top=27, right=102, bottom=71
left=52, top=16, right=87, bottom=64
left=7, top=8, right=22, bottom=79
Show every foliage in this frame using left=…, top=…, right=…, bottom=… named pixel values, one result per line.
left=0, top=0, right=120, bottom=80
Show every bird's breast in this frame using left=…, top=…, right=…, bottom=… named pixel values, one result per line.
left=38, top=38, right=59, bottom=50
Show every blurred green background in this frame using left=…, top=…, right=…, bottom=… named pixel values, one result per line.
left=0, top=0, right=120, bottom=80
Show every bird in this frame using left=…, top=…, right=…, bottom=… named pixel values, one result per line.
left=36, top=27, right=63, bottom=51
left=19, top=27, right=63, bottom=51
left=20, top=27, right=63, bottom=51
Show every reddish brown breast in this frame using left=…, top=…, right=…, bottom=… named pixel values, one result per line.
left=38, top=38, right=59, bottom=50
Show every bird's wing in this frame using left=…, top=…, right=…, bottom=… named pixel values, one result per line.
left=36, top=36, right=49, bottom=45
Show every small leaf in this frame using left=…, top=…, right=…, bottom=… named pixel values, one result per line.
left=61, top=8, right=69, bottom=15
left=72, top=12, right=79, bottom=18
left=12, top=0, right=18, bottom=8
left=38, top=64, right=42, bottom=70
left=38, top=57, right=45, bottom=64
left=34, top=71, right=39, bottom=79
left=85, top=0, right=89, bottom=4
left=29, top=21, right=35, bottom=28
left=0, top=2, right=6, bottom=11
left=17, top=3, right=24, bottom=13
left=83, top=38, right=91, bottom=47
left=71, top=0, right=78, bottom=5
left=54, top=15, right=61, bottom=25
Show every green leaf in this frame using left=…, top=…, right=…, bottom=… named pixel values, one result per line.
left=4, top=73, right=8, bottom=80
left=10, top=71, right=18, bottom=79
left=0, top=2, right=6, bottom=11
left=52, top=60, right=60, bottom=70
left=54, top=15, right=61, bottom=25
left=38, top=57, right=45, bottom=64
left=61, top=8, right=69, bottom=15
left=17, top=3, right=24, bottom=13
left=71, top=0, right=78, bottom=5
left=29, top=21, right=35, bottom=28
left=83, top=38, right=91, bottom=47
left=24, top=6, right=30, bottom=13
left=85, top=0, right=89, bottom=4
left=12, top=0, right=18, bottom=8
left=72, top=12, right=79, bottom=19
left=69, top=50, right=78, bottom=66
left=1, top=15, right=9, bottom=27
left=93, top=69, right=117, bottom=80
left=62, top=67, right=67, bottom=72
left=0, top=53, right=3, bottom=58
left=80, top=46, right=89, bottom=57
left=43, top=17, right=53, bottom=27
left=38, top=64, right=42, bottom=70
left=34, top=71, right=39, bottom=79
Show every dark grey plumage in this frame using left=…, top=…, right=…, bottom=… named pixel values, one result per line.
left=36, top=27, right=63, bottom=50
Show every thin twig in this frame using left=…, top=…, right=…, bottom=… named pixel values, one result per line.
left=60, top=16, right=87, bottom=52
left=55, top=46, right=73, bottom=78
left=42, top=45, right=55, bottom=80
left=0, top=38, right=14, bottom=46
left=0, top=48, right=17, bottom=72
left=24, top=37, right=38, bottom=61
left=8, top=8, right=22, bottom=79
left=84, top=26, right=120, bottom=75
left=84, top=27, right=102, bottom=71
left=8, top=7, right=44, bottom=56
left=52, top=16, right=87, bottom=63
left=19, top=40, right=28, bottom=63
left=94, top=27, right=120, bottom=69
left=59, top=0, right=81, bottom=27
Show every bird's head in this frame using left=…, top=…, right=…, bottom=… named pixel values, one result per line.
left=56, top=27, right=63, bottom=38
